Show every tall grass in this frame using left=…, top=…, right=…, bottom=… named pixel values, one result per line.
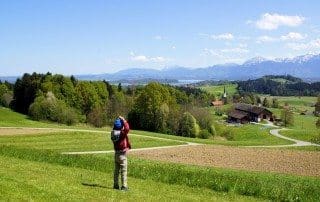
left=1, top=145, right=319, bottom=201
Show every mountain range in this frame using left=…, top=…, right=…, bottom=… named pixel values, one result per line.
left=1, top=53, right=320, bottom=83
left=77, top=53, right=320, bottom=82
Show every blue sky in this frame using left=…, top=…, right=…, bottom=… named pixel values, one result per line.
left=1, top=0, right=320, bottom=76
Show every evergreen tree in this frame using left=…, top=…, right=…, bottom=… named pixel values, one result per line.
left=281, top=108, right=294, bottom=127
left=272, top=98, right=279, bottom=108
left=262, top=97, right=270, bottom=107
left=118, top=83, right=122, bottom=92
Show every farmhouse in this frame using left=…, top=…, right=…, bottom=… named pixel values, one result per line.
left=228, top=103, right=273, bottom=123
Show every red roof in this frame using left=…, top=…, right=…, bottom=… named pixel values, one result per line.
left=211, top=100, right=223, bottom=106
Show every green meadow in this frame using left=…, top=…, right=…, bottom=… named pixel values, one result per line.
left=200, top=83, right=238, bottom=97
left=1, top=104, right=320, bottom=201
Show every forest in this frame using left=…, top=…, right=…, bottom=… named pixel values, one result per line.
left=0, top=72, right=215, bottom=138
left=237, top=75, right=320, bottom=96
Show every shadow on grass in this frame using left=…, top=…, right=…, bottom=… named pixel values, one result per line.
left=81, top=182, right=109, bottom=189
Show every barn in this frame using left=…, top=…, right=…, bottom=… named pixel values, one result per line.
left=228, top=103, right=273, bottom=123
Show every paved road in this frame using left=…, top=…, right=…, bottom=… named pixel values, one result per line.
left=246, top=128, right=320, bottom=148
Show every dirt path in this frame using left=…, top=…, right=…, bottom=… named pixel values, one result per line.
left=130, top=144, right=320, bottom=177
left=0, top=128, right=59, bottom=136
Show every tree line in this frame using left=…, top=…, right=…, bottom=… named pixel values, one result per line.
left=1, top=72, right=216, bottom=138
left=237, top=75, right=320, bottom=96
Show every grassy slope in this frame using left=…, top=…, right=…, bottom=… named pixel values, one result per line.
left=1, top=108, right=320, bottom=201
left=1, top=145, right=319, bottom=201
left=200, top=84, right=238, bottom=96
left=0, top=131, right=184, bottom=152
left=268, top=96, right=320, bottom=148
left=0, top=155, right=256, bottom=202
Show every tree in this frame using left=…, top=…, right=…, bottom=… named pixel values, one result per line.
left=117, top=83, right=122, bottom=92
left=11, top=73, right=44, bottom=114
left=262, top=97, right=270, bottom=107
left=316, top=118, right=320, bottom=129
left=281, top=108, right=294, bottom=127
left=28, top=92, right=79, bottom=125
left=272, top=98, right=279, bottom=108
left=315, top=95, right=320, bottom=116
left=178, top=112, right=199, bottom=138
left=0, top=84, right=8, bottom=106
left=75, top=81, right=100, bottom=115
left=256, top=96, right=262, bottom=105
left=87, top=106, right=108, bottom=127
left=190, top=107, right=215, bottom=136
left=129, top=82, right=175, bottom=132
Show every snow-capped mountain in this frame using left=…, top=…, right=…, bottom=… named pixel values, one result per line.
left=73, top=53, right=320, bottom=81
left=243, top=56, right=268, bottom=65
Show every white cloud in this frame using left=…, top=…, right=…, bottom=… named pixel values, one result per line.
left=202, top=45, right=249, bottom=58
left=200, top=33, right=234, bottom=40
left=131, top=55, right=149, bottom=62
left=287, top=39, right=320, bottom=50
left=201, top=48, right=246, bottom=64
left=257, top=32, right=306, bottom=43
left=153, top=35, right=163, bottom=40
left=280, top=32, right=306, bottom=41
left=254, top=13, right=305, bottom=30
left=256, top=35, right=277, bottom=43
left=130, top=52, right=170, bottom=63
left=238, top=43, right=248, bottom=48
left=211, top=33, right=234, bottom=40
left=221, top=47, right=249, bottom=54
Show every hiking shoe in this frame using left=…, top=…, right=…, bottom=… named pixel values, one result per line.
left=113, top=185, right=119, bottom=189
left=120, top=186, right=129, bottom=191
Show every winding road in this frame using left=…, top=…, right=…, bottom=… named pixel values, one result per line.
left=246, top=126, right=320, bottom=148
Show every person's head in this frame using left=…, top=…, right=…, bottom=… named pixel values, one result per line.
left=113, top=118, right=123, bottom=130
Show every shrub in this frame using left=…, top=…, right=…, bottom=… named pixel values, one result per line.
left=198, top=129, right=212, bottom=139
left=221, top=128, right=235, bottom=140
left=29, top=92, right=79, bottom=125
left=316, top=118, right=320, bottom=129
left=87, top=107, right=108, bottom=127
left=208, top=124, right=216, bottom=137
left=311, top=134, right=320, bottom=144
left=178, top=112, right=199, bottom=138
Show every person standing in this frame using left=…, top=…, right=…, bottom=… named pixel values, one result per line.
left=111, top=116, right=131, bottom=191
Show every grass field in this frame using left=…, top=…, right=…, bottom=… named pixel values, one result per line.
left=1, top=106, right=320, bottom=201
left=1, top=155, right=256, bottom=201
left=200, top=83, right=238, bottom=96
left=1, top=145, right=320, bottom=201
left=266, top=96, right=320, bottom=147
left=0, top=131, right=185, bottom=152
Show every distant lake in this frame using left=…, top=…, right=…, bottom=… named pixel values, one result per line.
left=172, top=80, right=204, bottom=86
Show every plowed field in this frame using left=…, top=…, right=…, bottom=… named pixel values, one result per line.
left=131, top=145, right=320, bottom=177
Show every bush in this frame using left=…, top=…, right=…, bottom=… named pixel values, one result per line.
left=208, top=124, right=216, bottom=137
left=198, top=129, right=212, bottom=139
left=220, top=127, right=235, bottom=140
left=316, top=118, right=320, bottom=129
left=29, top=92, right=79, bottom=125
left=311, top=134, right=320, bottom=144
left=87, top=107, right=108, bottom=127
left=178, top=112, right=199, bottom=138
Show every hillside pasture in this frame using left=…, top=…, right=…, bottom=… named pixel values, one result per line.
left=200, top=83, right=238, bottom=96
left=0, top=130, right=185, bottom=152
left=1, top=106, right=320, bottom=201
